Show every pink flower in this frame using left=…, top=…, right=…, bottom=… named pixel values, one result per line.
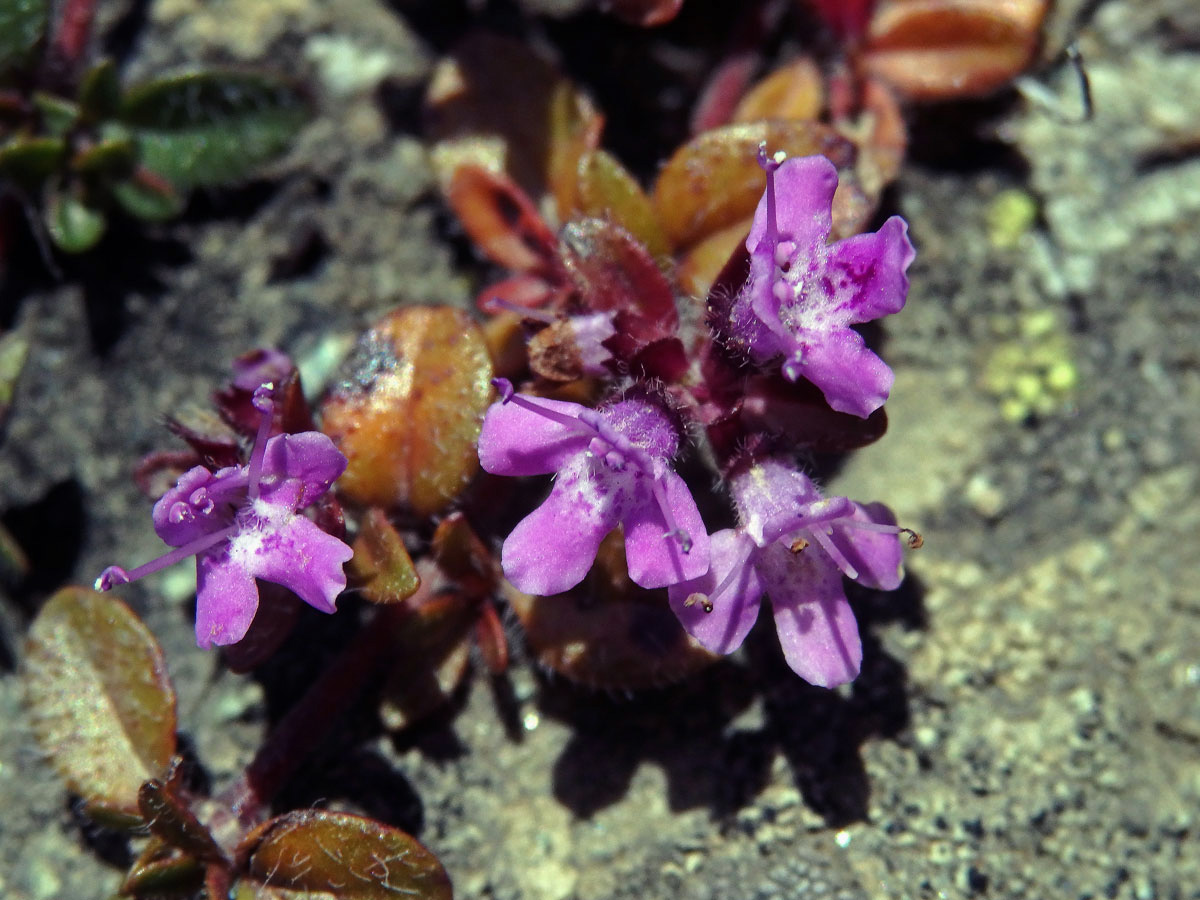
left=96, top=385, right=353, bottom=648
left=478, top=379, right=709, bottom=595
left=717, top=147, right=915, bottom=418
left=667, top=458, right=912, bottom=687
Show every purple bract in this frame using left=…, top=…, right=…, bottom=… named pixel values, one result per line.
left=667, top=458, right=910, bottom=688
left=96, top=385, right=353, bottom=648
left=719, top=148, right=915, bottom=418
left=478, top=378, right=710, bottom=595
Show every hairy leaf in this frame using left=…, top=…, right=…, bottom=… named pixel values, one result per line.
left=575, top=149, right=669, bottom=260
left=322, top=306, right=493, bottom=516
left=240, top=810, right=452, bottom=900
left=120, top=71, right=310, bottom=189
left=652, top=120, right=857, bottom=251
left=23, top=587, right=177, bottom=824
left=0, top=0, right=48, bottom=70
left=138, top=778, right=226, bottom=863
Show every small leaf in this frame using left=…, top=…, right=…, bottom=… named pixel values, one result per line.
left=138, top=778, right=227, bottom=863
left=23, top=586, right=177, bottom=824
left=0, top=0, right=48, bottom=71
left=0, top=326, right=30, bottom=430
left=45, top=188, right=106, bottom=252
left=446, top=165, right=558, bottom=274
left=122, top=838, right=204, bottom=898
left=322, top=306, right=494, bottom=516
left=732, top=57, right=825, bottom=124
left=71, top=136, right=136, bottom=176
left=79, top=59, right=122, bottom=120
left=120, top=71, right=310, bottom=189
left=558, top=218, right=678, bottom=342
left=863, top=0, right=1048, bottom=100
left=0, top=136, right=67, bottom=186
left=240, top=810, right=452, bottom=900
left=652, top=120, right=858, bottom=251
left=33, top=91, right=81, bottom=136
left=110, top=169, right=186, bottom=221
left=604, top=0, right=684, bottom=26
left=575, top=149, right=670, bottom=260
left=347, top=509, right=421, bottom=605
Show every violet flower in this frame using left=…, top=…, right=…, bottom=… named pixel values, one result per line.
left=96, top=385, right=353, bottom=648
left=720, top=147, right=915, bottom=418
left=667, top=458, right=915, bottom=687
left=478, top=378, right=709, bottom=595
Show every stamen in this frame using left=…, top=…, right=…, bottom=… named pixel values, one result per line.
left=789, top=537, right=808, bottom=553
left=683, top=593, right=714, bottom=614
left=94, top=523, right=239, bottom=591
left=246, top=383, right=275, bottom=501
left=809, top=526, right=859, bottom=580
left=698, top=535, right=759, bottom=613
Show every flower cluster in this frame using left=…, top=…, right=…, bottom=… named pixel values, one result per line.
left=478, top=146, right=917, bottom=686
left=97, top=384, right=353, bottom=648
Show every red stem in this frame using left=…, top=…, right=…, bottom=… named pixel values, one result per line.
left=53, top=0, right=99, bottom=64
left=210, top=606, right=406, bottom=842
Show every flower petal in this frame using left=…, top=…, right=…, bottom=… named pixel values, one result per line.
left=759, top=544, right=862, bottom=687
left=832, top=501, right=905, bottom=591
left=233, top=514, right=352, bottom=614
left=789, top=326, right=894, bottom=418
left=477, top=395, right=590, bottom=477
left=259, top=432, right=348, bottom=509
left=501, top=457, right=620, bottom=595
left=622, top=469, right=711, bottom=588
left=746, top=155, right=837, bottom=254
left=824, top=216, right=914, bottom=323
left=668, top=529, right=763, bottom=654
left=195, top=553, right=261, bottom=648
left=153, top=466, right=243, bottom=547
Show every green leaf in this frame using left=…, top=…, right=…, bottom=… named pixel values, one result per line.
left=110, top=171, right=186, bottom=221
left=239, top=810, right=452, bottom=900
left=0, top=326, right=30, bottom=429
left=79, top=59, right=122, bottom=120
left=46, top=188, right=106, bottom=252
left=71, top=136, right=136, bottom=176
left=23, top=586, right=178, bottom=825
left=0, top=136, right=66, bottom=186
left=33, top=91, right=80, bottom=136
left=120, top=71, right=310, bottom=189
left=0, top=0, right=48, bottom=71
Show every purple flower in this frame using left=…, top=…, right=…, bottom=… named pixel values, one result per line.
left=478, top=378, right=709, bottom=595
left=96, top=385, right=353, bottom=648
left=720, top=147, right=915, bottom=418
left=668, top=458, right=914, bottom=687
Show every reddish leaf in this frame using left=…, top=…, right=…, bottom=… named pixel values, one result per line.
left=603, top=0, right=684, bottom=26
left=808, top=0, right=877, bottom=43
left=426, top=32, right=599, bottom=206
left=652, top=119, right=858, bottom=251
left=448, top=165, right=559, bottom=275
left=122, top=838, right=204, bottom=898
left=559, top=218, right=678, bottom=342
left=863, top=0, right=1048, bottom=100
left=740, top=374, right=889, bottom=451
left=240, top=811, right=451, bottom=900
left=732, top=57, right=825, bottom=124
left=322, top=306, right=494, bottom=516
left=138, top=778, right=227, bottom=864
left=690, top=52, right=759, bottom=134
left=23, top=587, right=177, bottom=825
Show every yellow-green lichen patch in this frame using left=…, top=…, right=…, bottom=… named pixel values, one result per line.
left=982, top=309, right=1078, bottom=422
